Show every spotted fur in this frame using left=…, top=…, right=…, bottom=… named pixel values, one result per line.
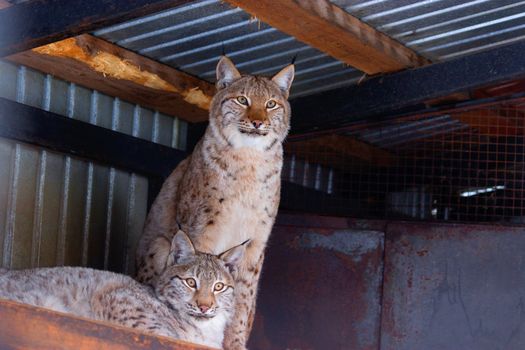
left=136, top=56, right=294, bottom=349
left=0, top=231, right=246, bottom=349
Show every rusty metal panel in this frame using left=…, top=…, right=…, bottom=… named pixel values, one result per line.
left=249, top=214, right=384, bottom=350
left=0, top=60, right=186, bottom=274
left=381, top=221, right=525, bottom=350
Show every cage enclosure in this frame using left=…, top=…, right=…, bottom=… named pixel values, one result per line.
left=2, top=0, right=525, bottom=349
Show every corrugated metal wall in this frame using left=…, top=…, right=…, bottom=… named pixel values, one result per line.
left=0, top=61, right=187, bottom=275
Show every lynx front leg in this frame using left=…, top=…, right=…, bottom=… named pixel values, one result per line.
left=223, top=252, right=265, bottom=350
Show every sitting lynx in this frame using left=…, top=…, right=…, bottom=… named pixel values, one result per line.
left=0, top=231, right=246, bottom=349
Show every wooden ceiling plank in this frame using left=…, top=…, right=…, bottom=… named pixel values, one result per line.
left=225, top=0, right=429, bottom=74
left=453, top=110, right=521, bottom=137
left=7, top=34, right=215, bottom=122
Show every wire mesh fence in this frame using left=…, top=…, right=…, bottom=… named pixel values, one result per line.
left=282, top=97, right=525, bottom=223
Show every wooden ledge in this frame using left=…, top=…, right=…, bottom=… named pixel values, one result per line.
left=0, top=298, right=215, bottom=350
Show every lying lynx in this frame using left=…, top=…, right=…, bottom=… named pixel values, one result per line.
left=0, top=231, right=246, bottom=349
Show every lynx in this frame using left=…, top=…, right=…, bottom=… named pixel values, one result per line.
left=0, top=231, right=246, bottom=349
left=136, top=56, right=294, bottom=349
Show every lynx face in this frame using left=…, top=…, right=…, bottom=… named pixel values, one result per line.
left=210, top=56, right=294, bottom=150
left=155, top=231, right=246, bottom=319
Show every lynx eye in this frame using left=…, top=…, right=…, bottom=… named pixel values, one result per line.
left=185, top=278, right=197, bottom=288
left=266, top=100, right=277, bottom=109
left=236, top=96, right=249, bottom=106
left=213, top=282, right=225, bottom=292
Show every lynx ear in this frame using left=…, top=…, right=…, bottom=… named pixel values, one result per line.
left=219, top=239, right=249, bottom=274
left=271, top=64, right=295, bottom=97
left=166, top=230, right=196, bottom=266
left=216, top=56, right=241, bottom=90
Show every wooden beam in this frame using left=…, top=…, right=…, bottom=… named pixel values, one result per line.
left=453, top=110, right=521, bottom=137
left=473, top=78, right=525, bottom=98
left=286, top=134, right=395, bottom=167
left=0, top=97, right=187, bottom=178
left=225, top=0, right=429, bottom=74
left=290, top=40, right=525, bottom=134
left=0, top=0, right=197, bottom=57
left=0, top=299, right=212, bottom=349
left=425, top=92, right=472, bottom=107
left=8, top=35, right=215, bottom=122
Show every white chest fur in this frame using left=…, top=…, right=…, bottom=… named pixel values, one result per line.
left=205, top=147, right=280, bottom=255
left=185, top=313, right=228, bottom=349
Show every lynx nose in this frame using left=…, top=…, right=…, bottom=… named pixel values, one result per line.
left=252, top=120, right=263, bottom=129
left=198, top=304, right=211, bottom=313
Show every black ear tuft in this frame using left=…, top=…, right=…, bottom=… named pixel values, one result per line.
left=219, top=239, right=249, bottom=274
left=291, top=53, right=298, bottom=65
left=271, top=64, right=295, bottom=98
